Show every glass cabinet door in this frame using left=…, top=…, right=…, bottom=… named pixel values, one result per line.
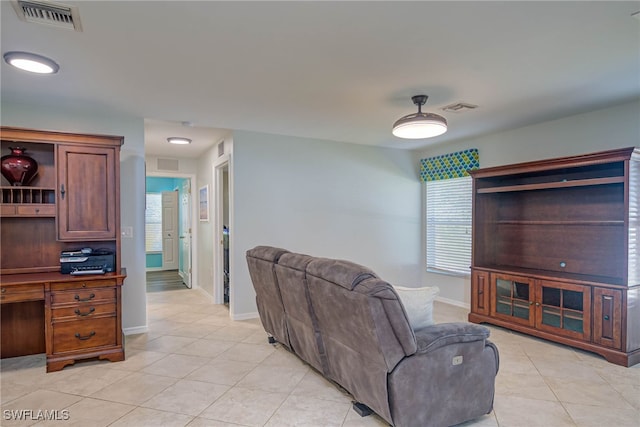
left=491, top=273, right=535, bottom=327
left=535, top=280, right=591, bottom=340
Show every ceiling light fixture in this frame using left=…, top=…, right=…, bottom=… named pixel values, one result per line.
left=3, top=51, right=59, bottom=74
left=167, top=137, right=192, bottom=145
left=392, top=95, right=447, bottom=139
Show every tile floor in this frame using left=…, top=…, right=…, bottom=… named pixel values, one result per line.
left=1, top=287, right=639, bottom=426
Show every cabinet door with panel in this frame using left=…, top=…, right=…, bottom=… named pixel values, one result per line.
left=490, top=273, right=535, bottom=327
left=57, top=145, right=117, bottom=240
left=471, top=269, right=490, bottom=316
left=592, top=287, right=622, bottom=350
left=535, top=280, right=591, bottom=341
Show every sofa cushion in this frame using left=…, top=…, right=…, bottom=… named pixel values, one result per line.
left=246, top=246, right=290, bottom=348
left=306, top=258, right=376, bottom=290
left=393, top=286, right=439, bottom=331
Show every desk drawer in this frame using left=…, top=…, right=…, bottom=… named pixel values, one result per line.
left=1, top=205, right=16, bottom=216
left=52, top=317, right=116, bottom=353
left=1, top=283, right=45, bottom=303
left=51, top=287, right=115, bottom=305
left=50, top=279, right=116, bottom=292
left=51, top=302, right=116, bottom=320
left=16, top=205, right=56, bottom=216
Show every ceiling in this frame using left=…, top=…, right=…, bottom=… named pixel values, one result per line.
left=2, top=1, right=639, bottom=158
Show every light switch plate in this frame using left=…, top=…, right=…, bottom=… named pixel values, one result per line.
left=121, top=226, right=133, bottom=238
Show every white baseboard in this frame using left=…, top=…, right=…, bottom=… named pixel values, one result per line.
left=232, top=311, right=259, bottom=321
left=435, top=296, right=470, bottom=310
left=123, top=325, right=148, bottom=335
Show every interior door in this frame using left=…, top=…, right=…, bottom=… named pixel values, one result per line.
left=162, top=191, right=179, bottom=270
left=179, top=180, right=192, bottom=288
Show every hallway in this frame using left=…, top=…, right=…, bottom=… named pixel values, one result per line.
left=146, top=270, right=188, bottom=292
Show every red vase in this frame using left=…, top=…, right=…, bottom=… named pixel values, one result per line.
left=1, top=147, right=38, bottom=186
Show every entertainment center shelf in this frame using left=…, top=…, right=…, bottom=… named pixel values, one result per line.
left=469, top=146, right=640, bottom=367
left=476, top=176, right=623, bottom=193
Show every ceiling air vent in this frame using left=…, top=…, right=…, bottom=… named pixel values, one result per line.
left=442, top=102, right=478, bottom=113
left=11, top=0, right=82, bottom=31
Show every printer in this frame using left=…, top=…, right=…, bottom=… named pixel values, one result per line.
left=60, top=248, right=115, bottom=275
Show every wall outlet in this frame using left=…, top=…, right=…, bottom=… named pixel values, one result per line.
left=452, top=355, right=463, bottom=366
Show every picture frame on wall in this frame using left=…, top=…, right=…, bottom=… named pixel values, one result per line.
left=199, top=185, right=209, bottom=222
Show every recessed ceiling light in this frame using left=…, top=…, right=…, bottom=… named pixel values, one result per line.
left=3, top=51, right=59, bottom=74
left=167, top=137, right=192, bottom=145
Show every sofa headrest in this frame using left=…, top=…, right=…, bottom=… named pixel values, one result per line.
left=306, top=258, right=377, bottom=290
left=278, top=252, right=314, bottom=271
left=246, top=246, right=289, bottom=263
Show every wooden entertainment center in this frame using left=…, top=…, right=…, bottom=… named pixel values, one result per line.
left=468, top=147, right=639, bottom=367
left=0, top=127, right=126, bottom=372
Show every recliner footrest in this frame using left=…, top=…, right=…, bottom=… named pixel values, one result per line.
left=352, top=402, right=373, bottom=417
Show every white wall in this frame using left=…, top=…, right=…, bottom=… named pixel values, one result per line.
left=195, top=145, right=218, bottom=297
left=414, top=100, right=640, bottom=306
left=230, top=130, right=422, bottom=318
left=1, top=97, right=148, bottom=333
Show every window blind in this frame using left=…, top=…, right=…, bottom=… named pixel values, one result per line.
left=425, top=177, right=472, bottom=275
left=145, top=193, right=162, bottom=252
left=421, top=148, right=478, bottom=276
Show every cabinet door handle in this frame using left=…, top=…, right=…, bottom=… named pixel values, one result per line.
left=74, top=307, right=95, bottom=317
left=74, top=293, right=95, bottom=302
left=60, top=184, right=66, bottom=200
left=75, top=331, right=96, bottom=341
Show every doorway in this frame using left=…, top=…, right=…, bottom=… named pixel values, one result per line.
left=145, top=175, right=196, bottom=289
left=213, top=156, right=231, bottom=306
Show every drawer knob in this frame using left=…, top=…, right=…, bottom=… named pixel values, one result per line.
left=1, top=288, right=5, bottom=293
left=74, top=307, right=95, bottom=317
left=604, top=315, right=610, bottom=320
left=75, top=331, right=96, bottom=341
left=74, top=293, right=95, bottom=302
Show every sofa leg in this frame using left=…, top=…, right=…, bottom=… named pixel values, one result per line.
left=267, top=336, right=277, bottom=344
left=352, top=402, right=373, bottom=417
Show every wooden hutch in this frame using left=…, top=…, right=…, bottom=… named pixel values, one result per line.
left=0, top=127, right=126, bottom=372
left=468, top=147, right=639, bottom=367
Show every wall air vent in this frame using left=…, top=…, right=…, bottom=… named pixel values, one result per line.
left=217, top=141, right=225, bottom=157
left=442, top=102, right=478, bottom=113
left=11, top=0, right=82, bottom=31
left=157, top=158, right=179, bottom=171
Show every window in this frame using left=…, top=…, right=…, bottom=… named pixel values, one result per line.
left=425, top=176, right=472, bottom=276
left=145, top=193, right=162, bottom=252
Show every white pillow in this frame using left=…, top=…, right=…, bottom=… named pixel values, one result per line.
left=393, top=286, right=440, bottom=331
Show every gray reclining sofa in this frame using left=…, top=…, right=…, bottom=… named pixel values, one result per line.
left=246, top=246, right=499, bottom=427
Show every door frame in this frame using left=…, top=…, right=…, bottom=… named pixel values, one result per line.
left=213, top=154, right=232, bottom=307
left=146, top=172, right=198, bottom=289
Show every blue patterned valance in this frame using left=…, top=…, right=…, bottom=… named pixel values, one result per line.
left=420, top=148, right=479, bottom=181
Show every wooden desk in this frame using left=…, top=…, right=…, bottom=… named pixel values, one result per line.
left=1, top=270, right=126, bottom=372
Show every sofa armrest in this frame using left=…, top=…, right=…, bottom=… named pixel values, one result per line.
left=414, top=322, right=490, bottom=354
